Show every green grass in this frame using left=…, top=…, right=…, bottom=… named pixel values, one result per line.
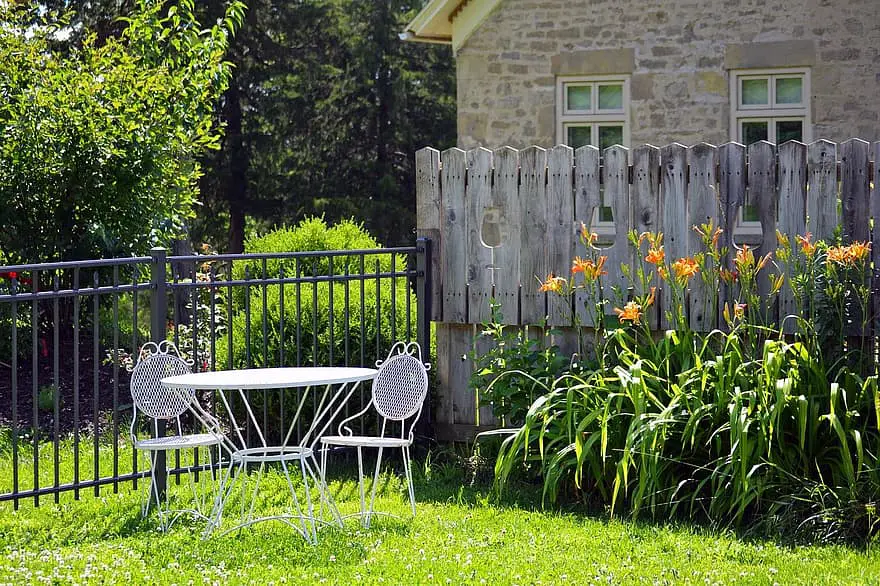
left=1, top=459, right=880, bottom=585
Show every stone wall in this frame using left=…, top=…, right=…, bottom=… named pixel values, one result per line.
left=455, top=0, right=880, bottom=148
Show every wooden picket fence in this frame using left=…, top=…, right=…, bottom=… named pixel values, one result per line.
left=416, top=139, right=880, bottom=441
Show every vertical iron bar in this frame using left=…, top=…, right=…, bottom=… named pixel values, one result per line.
left=53, top=273, right=60, bottom=502
left=406, top=253, right=412, bottom=342
left=244, top=266, right=252, bottom=447
left=73, top=268, right=80, bottom=499
left=390, top=253, right=397, bottom=343
left=31, top=272, right=39, bottom=506
left=359, top=255, right=366, bottom=368
left=279, top=264, right=285, bottom=441
left=296, top=258, right=302, bottom=367
left=93, top=271, right=100, bottom=496
left=10, top=280, right=18, bottom=509
left=312, top=261, right=318, bottom=367
left=131, top=265, right=139, bottom=489
left=190, top=262, right=198, bottom=483
left=328, top=256, right=334, bottom=365
left=344, top=266, right=350, bottom=366
left=262, top=258, right=268, bottom=365
left=149, top=247, right=168, bottom=501
left=112, top=265, right=119, bottom=493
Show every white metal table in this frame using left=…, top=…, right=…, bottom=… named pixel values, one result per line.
left=161, top=366, right=377, bottom=541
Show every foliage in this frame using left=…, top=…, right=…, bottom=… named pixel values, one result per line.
left=487, top=222, right=880, bottom=542
left=215, top=219, right=416, bottom=436
left=0, top=0, right=244, bottom=263
left=189, top=0, right=457, bottom=250
left=470, top=302, right=573, bottom=426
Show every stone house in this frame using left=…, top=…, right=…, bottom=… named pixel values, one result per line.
left=402, top=0, right=880, bottom=150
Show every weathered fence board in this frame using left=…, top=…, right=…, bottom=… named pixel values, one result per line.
left=520, top=147, right=548, bottom=325
left=547, top=145, right=575, bottom=327
left=749, top=141, right=777, bottom=310
left=415, top=139, right=876, bottom=441
left=807, top=140, right=838, bottom=241
left=687, top=143, right=718, bottom=330
left=605, top=145, right=632, bottom=307
left=492, top=146, right=522, bottom=325
left=415, top=147, right=442, bottom=321
left=466, top=148, right=494, bottom=324
left=441, top=148, right=467, bottom=323
left=574, top=146, right=601, bottom=328
left=632, top=145, right=661, bottom=330
left=840, top=139, right=871, bottom=244
left=778, top=141, right=808, bottom=333
left=660, top=143, right=688, bottom=330
left=718, top=142, right=746, bottom=327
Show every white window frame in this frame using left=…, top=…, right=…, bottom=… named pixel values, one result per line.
left=557, top=75, right=631, bottom=150
left=730, top=68, right=811, bottom=240
left=729, top=68, right=812, bottom=144
left=557, top=75, right=630, bottom=240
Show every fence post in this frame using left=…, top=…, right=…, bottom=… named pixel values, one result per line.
left=415, top=237, right=433, bottom=438
left=149, top=247, right=168, bottom=501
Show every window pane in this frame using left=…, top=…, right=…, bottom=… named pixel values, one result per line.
left=599, top=206, right=614, bottom=222
left=776, top=120, right=803, bottom=144
left=566, top=85, right=591, bottom=111
left=741, top=78, right=768, bottom=106
left=597, top=84, right=623, bottom=110
left=742, top=121, right=768, bottom=145
left=567, top=125, right=592, bottom=148
left=598, top=125, right=624, bottom=151
left=775, top=77, right=802, bottom=105
left=742, top=205, right=760, bottom=222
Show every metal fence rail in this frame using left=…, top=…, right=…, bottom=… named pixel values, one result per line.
left=0, top=239, right=432, bottom=508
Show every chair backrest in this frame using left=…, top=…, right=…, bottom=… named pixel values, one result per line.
left=372, top=342, right=429, bottom=422
left=130, top=341, right=194, bottom=420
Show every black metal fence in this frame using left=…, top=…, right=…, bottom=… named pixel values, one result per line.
left=0, top=239, right=432, bottom=508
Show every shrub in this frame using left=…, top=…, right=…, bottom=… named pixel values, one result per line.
left=215, top=218, right=417, bottom=439
left=487, top=222, right=880, bottom=542
left=0, top=0, right=244, bottom=263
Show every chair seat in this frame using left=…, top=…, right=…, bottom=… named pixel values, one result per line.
left=135, top=433, right=221, bottom=451
left=320, top=435, right=410, bottom=448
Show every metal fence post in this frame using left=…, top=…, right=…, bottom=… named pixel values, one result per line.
left=149, top=247, right=168, bottom=501
left=415, top=237, right=433, bottom=438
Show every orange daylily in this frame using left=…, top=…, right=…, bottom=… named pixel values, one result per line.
left=539, top=273, right=566, bottom=293
left=826, top=245, right=848, bottom=264
left=848, top=241, right=871, bottom=262
left=614, top=301, right=642, bottom=324
left=571, top=256, right=589, bottom=275
left=645, top=246, right=665, bottom=265
left=671, top=257, right=699, bottom=282
left=657, top=266, right=668, bottom=281
left=796, top=233, right=817, bottom=258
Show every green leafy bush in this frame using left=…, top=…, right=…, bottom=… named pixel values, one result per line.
left=0, top=0, right=244, bottom=263
left=216, top=218, right=416, bottom=439
left=219, top=217, right=414, bottom=369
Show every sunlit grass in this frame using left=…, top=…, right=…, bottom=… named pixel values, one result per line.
left=1, top=449, right=880, bottom=584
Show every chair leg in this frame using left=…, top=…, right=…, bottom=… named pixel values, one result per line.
left=402, top=445, right=416, bottom=516
left=356, top=446, right=366, bottom=526
left=366, top=446, right=385, bottom=529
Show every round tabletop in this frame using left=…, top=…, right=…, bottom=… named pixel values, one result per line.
left=161, top=366, right=378, bottom=390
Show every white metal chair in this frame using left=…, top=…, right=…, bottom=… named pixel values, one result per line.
left=129, top=341, right=225, bottom=530
left=319, top=342, right=429, bottom=527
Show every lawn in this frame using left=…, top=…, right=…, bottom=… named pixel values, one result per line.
left=1, top=461, right=880, bottom=585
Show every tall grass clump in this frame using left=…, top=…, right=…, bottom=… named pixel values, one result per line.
left=482, top=224, right=879, bottom=544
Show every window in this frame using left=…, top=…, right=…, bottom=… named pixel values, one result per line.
left=730, top=68, right=811, bottom=145
left=557, top=75, right=630, bottom=151
left=558, top=76, right=630, bottom=230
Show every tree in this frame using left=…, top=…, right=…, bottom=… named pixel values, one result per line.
left=192, top=0, right=456, bottom=250
left=0, top=0, right=244, bottom=263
